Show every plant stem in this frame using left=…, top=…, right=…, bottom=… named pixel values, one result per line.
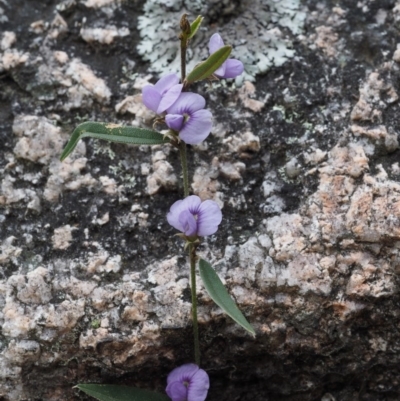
left=179, top=141, right=190, bottom=197
left=179, top=13, right=199, bottom=366
left=180, top=39, right=187, bottom=83
left=189, top=242, right=200, bottom=365
left=179, top=15, right=189, bottom=82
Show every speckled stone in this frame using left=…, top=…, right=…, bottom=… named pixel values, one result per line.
left=1, top=1, right=400, bottom=400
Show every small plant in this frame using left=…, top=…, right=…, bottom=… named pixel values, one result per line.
left=61, top=14, right=255, bottom=401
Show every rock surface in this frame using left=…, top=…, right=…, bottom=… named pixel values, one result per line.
left=1, top=0, right=400, bottom=400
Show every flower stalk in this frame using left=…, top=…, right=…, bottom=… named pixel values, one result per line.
left=180, top=16, right=198, bottom=365
left=179, top=140, right=190, bottom=198
left=189, top=242, right=200, bottom=366
left=179, top=14, right=190, bottom=83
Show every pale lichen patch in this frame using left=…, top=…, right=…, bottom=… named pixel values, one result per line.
left=138, top=0, right=306, bottom=82
left=80, top=26, right=130, bottom=44
left=83, top=0, right=120, bottom=8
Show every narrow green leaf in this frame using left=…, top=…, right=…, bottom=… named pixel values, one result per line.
left=60, top=122, right=169, bottom=161
left=185, top=45, right=232, bottom=84
left=188, top=15, right=203, bottom=40
left=76, top=384, right=170, bottom=401
left=199, top=259, right=256, bottom=336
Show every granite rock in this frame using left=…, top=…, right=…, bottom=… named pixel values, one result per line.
left=1, top=1, right=400, bottom=400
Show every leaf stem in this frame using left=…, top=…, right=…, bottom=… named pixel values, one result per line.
left=189, top=243, right=200, bottom=365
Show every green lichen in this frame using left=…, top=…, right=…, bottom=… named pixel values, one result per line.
left=92, top=140, right=116, bottom=160
left=90, top=319, right=101, bottom=329
left=109, top=162, right=137, bottom=189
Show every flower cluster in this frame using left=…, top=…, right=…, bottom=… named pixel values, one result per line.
left=142, top=74, right=211, bottom=145
left=142, top=33, right=243, bottom=146
left=166, top=364, right=209, bottom=401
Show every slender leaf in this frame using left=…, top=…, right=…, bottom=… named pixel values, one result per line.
left=199, top=259, right=256, bottom=336
left=185, top=45, right=232, bottom=84
left=76, top=384, right=170, bottom=401
left=60, top=122, right=169, bottom=161
left=188, top=15, right=203, bottom=40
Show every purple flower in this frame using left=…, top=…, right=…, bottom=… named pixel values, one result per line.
left=142, top=73, right=183, bottom=114
left=165, top=93, right=212, bottom=145
left=166, top=364, right=210, bottom=401
left=167, top=195, right=222, bottom=237
left=209, top=33, right=244, bottom=79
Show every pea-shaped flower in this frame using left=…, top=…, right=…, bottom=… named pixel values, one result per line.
left=165, top=93, right=212, bottom=145
left=166, top=364, right=210, bottom=401
left=167, top=195, right=222, bottom=237
left=142, top=73, right=183, bottom=114
left=209, top=33, right=244, bottom=79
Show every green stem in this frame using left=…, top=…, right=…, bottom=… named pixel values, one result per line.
left=189, top=243, right=200, bottom=365
left=179, top=13, right=199, bottom=366
left=180, top=39, right=187, bottom=83
left=179, top=141, right=190, bottom=197
left=179, top=15, right=189, bottom=83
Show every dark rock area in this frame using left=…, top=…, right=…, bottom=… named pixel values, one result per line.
left=1, top=0, right=400, bottom=400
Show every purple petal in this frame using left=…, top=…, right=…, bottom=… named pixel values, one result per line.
left=167, top=93, right=206, bottom=115
left=179, top=110, right=212, bottom=145
left=197, top=200, right=222, bottom=236
left=167, top=364, right=199, bottom=384
left=142, top=86, right=161, bottom=113
left=187, top=369, right=210, bottom=401
left=209, top=33, right=224, bottom=54
left=222, top=58, right=244, bottom=78
left=213, top=63, right=226, bottom=78
left=155, top=73, right=180, bottom=94
left=183, top=195, right=202, bottom=214
left=166, top=381, right=188, bottom=401
left=157, top=84, right=183, bottom=114
left=166, top=114, right=184, bottom=131
left=167, top=197, right=201, bottom=233
left=167, top=200, right=185, bottom=232
left=179, top=210, right=198, bottom=236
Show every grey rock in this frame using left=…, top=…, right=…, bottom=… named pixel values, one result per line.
left=1, top=0, right=400, bottom=400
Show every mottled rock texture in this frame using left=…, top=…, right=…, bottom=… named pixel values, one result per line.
left=1, top=0, right=400, bottom=401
